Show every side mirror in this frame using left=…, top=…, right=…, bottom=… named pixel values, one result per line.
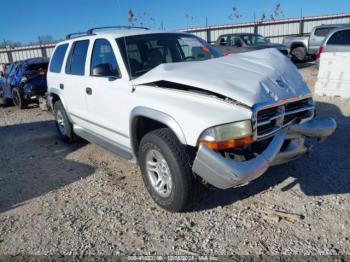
left=92, top=63, right=119, bottom=77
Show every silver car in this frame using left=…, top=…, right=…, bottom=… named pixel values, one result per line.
left=316, top=26, right=350, bottom=66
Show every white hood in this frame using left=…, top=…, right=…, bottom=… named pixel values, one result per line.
left=133, top=48, right=311, bottom=107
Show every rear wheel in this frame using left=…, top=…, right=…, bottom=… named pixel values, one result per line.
left=139, top=128, right=194, bottom=212
left=291, top=46, right=307, bottom=63
left=53, top=100, right=76, bottom=143
left=0, top=96, right=7, bottom=106
left=12, top=88, right=27, bottom=109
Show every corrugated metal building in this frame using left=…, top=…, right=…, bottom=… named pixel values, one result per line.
left=1, top=12, right=350, bottom=65
left=180, top=12, right=350, bottom=43
left=0, top=44, right=55, bottom=64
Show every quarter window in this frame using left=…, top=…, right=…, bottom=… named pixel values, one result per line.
left=314, top=27, right=334, bottom=37
left=327, top=29, right=350, bottom=45
left=66, top=40, right=89, bottom=75
left=49, top=44, right=68, bottom=73
left=90, top=39, right=120, bottom=76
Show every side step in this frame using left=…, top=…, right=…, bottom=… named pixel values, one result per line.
left=74, top=126, right=135, bottom=162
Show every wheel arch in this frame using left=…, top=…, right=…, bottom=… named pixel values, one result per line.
left=130, top=107, right=187, bottom=159
left=49, top=91, right=67, bottom=111
left=290, top=42, right=307, bottom=50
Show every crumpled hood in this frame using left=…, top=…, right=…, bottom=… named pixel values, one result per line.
left=133, top=48, right=311, bottom=107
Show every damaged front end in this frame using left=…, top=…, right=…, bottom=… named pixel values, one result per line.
left=192, top=97, right=337, bottom=189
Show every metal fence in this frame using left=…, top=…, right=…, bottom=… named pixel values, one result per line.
left=0, top=43, right=56, bottom=64
left=180, top=12, right=350, bottom=43
left=1, top=12, right=350, bottom=65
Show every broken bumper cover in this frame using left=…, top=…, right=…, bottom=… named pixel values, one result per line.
left=192, top=118, right=336, bottom=189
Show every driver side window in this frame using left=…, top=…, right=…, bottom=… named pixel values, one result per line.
left=90, top=39, right=120, bottom=77
left=230, top=36, right=242, bottom=47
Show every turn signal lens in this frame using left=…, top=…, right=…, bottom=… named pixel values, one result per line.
left=197, top=135, right=253, bottom=151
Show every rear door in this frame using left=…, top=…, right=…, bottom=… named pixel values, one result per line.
left=309, top=27, right=336, bottom=54
left=324, top=29, right=350, bottom=53
left=63, top=39, right=90, bottom=128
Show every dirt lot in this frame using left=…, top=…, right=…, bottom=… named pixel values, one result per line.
left=0, top=65, right=350, bottom=256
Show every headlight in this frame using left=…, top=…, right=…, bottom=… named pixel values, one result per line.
left=197, top=120, right=253, bottom=150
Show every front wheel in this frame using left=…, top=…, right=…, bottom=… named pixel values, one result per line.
left=139, top=128, right=194, bottom=212
left=291, top=46, right=307, bottom=63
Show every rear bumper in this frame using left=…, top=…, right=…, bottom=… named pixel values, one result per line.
left=192, top=118, right=336, bottom=189
left=23, top=84, right=47, bottom=100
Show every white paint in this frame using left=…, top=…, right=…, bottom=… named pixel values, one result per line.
left=315, top=52, right=350, bottom=99
left=134, top=48, right=311, bottom=107
left=48, top=30, right=311, bottom=148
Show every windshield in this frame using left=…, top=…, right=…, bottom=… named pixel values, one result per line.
left=117, top=33, right=222, bottom=78
left=241, top=34, right=269, bottom=45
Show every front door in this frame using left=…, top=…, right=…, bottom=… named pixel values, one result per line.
left=85, top=38, right=131, bottom=148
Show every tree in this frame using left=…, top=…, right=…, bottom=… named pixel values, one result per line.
left=228, top=6, right=242, bottom=22
left=0, top=40, right=22, bottom=49
left=127, top=9, right=159, bottom=28
left=128, top=9, right=135, bottom=25
left=38, top=35, right=54, bottom=45
left=258, top=3, right=284, bottom=23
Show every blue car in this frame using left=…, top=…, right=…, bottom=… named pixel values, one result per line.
left=0, top=57, right=49, bottom=108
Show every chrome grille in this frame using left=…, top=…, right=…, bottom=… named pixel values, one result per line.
left=254, top=97, right=314, bottom=140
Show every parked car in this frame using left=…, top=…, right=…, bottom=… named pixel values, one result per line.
left=47, top=26, right=336, bottom=212
left=214, top=33, right=288, bottom=56
left=0, top=57, right=49, bottom=108
left=283, top=24, right=349, bottom=63
left=316, top=26, right=350, bottom=66
left=0, top=62, right=17, bottom=105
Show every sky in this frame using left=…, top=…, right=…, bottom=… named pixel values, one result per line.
left=1, top=0, right=350, bottom=44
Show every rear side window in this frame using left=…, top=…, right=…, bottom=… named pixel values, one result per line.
left=49, top=44, right=68, bottom=73
left=327, top=29, right=350, bottom=45
left=66, top=40, right=89, bottom=75
left=90, top=39, right=120, bottom=76
left=314, top=27, right=334, bottom=37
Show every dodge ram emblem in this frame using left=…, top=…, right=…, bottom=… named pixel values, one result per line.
left=276, top=79, right=288, bottom=90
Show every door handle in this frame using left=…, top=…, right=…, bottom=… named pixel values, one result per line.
left=59, top=83, right=64, bottom=90
left=86, top=87, right=92, bottom=95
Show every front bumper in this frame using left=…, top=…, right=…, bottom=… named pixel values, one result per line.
left=192, top=118, right=336, bottom=189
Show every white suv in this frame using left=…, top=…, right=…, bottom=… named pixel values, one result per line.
left=47, top=26, right=336, bottom=212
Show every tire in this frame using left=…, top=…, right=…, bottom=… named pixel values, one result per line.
left=139, top=128, right=194, bottom=212
left=0, top=96, right=7, bottom=106
left=53, top=100, right=76, bottom=143
left=12, top=87, right=27, bottom=109
left=291, top=46, right=307, bottom=63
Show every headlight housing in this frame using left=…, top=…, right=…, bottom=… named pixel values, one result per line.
left=197, top=120, right=253, bottom=150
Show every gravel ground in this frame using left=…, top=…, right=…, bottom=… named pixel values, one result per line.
left=0, top=65, right=350, bottom=256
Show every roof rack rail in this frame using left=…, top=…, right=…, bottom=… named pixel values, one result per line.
left=66, top=32, right=89, bottom=40
left=66, top=26, right=150, bottom=40
left=86, top=26, right=149, bottom=34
